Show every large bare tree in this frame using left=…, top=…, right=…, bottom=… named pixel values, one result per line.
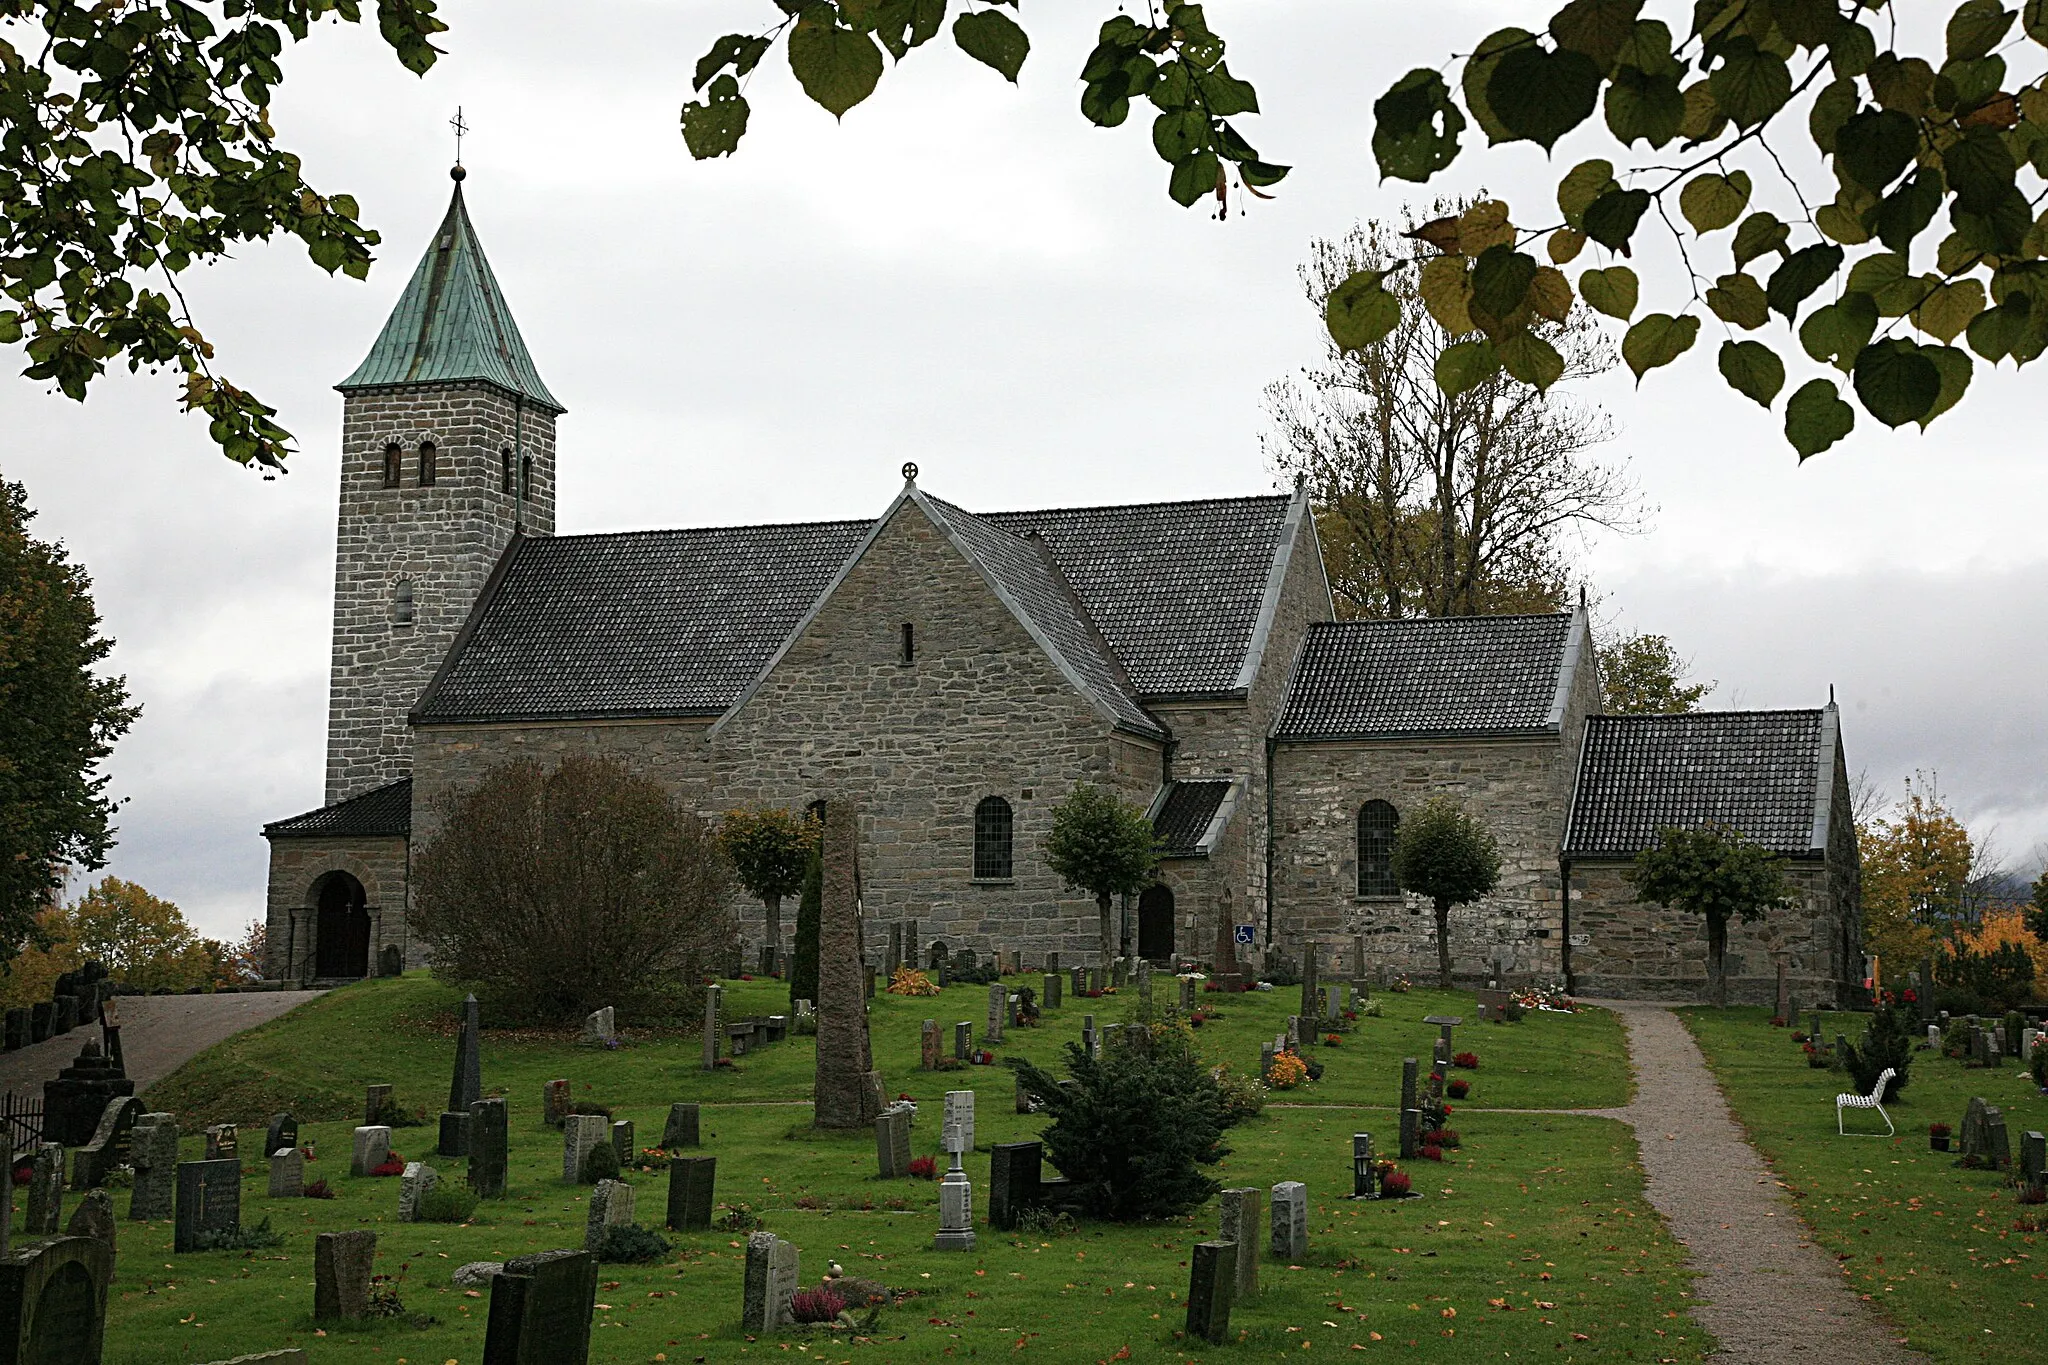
left=1265, top=207, right=1643, bottom=620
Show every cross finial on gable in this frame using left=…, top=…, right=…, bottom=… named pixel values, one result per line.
left=450, top=106, right=470, bottom=176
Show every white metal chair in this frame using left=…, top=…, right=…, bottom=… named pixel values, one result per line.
left=1836, top=1067, right=1896, bottom=1135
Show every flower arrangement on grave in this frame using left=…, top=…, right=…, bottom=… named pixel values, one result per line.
left=1417, top=1143, right=1443, bottom=1161
left=970, top=1049, right=998, bottom=1065
left=1265, top=1051, right=1309, bottom=1090
left=1791, top=1031, right=1809, bottom=1043
left=887, top=966, right=941, bottom=997
left=1447, top=1078, right=1470, bottom=1100
left=1382, top=1169, right=1412, bottom=1197
left=790, top=1287, right=848, bottom=1324
left=714, top=1201, right=762, bottom=1231
left=1770, top=1015, right=1788, bottom=1027
left=1342, top=1009, right=1359, bottom=1022
left=634, top=1148, right=675, bottom=1172
left=303, top=1178, right=336, bottom=1199
left=1434, top=1129, right=1462, bottom=1149
left=1388, top=975, right=1411, bottom=994
left=1452, top=1051, right=1479, bottom=1069
left=1509, top=984, right=1577, bottom=1013
left=908, top=1155, right=937, bottom=1180
left=369, top=1152, right=406, bottom=1177
left=1210, top=1065, right=1268, bottom=1124
left=1323, top=1032, right=1342, bottom=1046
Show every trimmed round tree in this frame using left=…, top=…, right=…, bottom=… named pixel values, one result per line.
left=1626, top=824, right=1789, bottom=1007
left=1042, top=785, right=1160, bottom=966
left=715, top=805, right=818, bottom=971
left=1390, top=797, right=1502, bottom=990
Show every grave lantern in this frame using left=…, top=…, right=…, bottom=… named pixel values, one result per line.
left=1351, top=1132, right=1375, bottom=1199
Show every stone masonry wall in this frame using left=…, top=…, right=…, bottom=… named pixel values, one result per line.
left=262, top=835, right=411, bottom=978
left=328, top=382, right=557, bottom=803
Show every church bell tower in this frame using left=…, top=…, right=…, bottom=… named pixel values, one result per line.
left=325, top=166, right=564, bottom=802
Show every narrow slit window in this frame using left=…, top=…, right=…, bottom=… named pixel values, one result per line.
left=500, top=448, right=513, bottom=494
left=901, top=623, right=915, bottom=664
left=520, top=454, right=533, bottom=499
left=418, top=441, right=437, bottom=487
left=393, top=581, right=415, bottom=626
left=974, top=796, right=1013, bottom=880
left=382, top=443, right=402, bottom=488
left=1356, top=799, right=1400, bottom=897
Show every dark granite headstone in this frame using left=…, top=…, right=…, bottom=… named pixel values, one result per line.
left=449, top=994, right=482, bottom=1113
left=954, top=1021, right=971, bottom=1061
left=28, top=1003, right=52, bottom=1044
left=42, top=1041, right=133, bottom=1146
left=0, top=1234, right=112, bottom=1364
left=542, top=1080, right=570, bottom=1127
left=313, top=1229, right=376, bottom=1321
left=2, top=1009, right=25, bottom=1052
left=173, top=1159, right=241, bottom=1252
left=1184, top=1239, right=1236, bottom=1344
left=988, top=1141, right=1042, bottom=1231
left=1399, top=1057, right=1420, bottom=1159
left=70, top=1095, right=143, bottom=1190
left=482, top=1248, right=598, bottom=1365
left=2023, top=1130, right=2047, bottom=1199
left=439, top=1110, right=472, bottom=1159
left=380, top=945, right=403, bottom=976
left=364, top=1084, right=393, bottom=1127
left=204, top=1123, right=238, bottom=1162
left=660, top=1103, right=699, bottom=1150
left=611, top=1119, right=635, bottom=1168
left=468, top=1097, right=509, bottom=1199
left=666, top=1155, right=716, bottom=1231
left=263, top=1114, right=299, bottom=1161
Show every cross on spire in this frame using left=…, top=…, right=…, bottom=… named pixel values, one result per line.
left=450, top=106, right=469, bottom=170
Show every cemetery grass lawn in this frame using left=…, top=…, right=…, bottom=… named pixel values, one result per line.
left=104, top=977, right=1673, bottom=1362
left=1681, top=1006, right=2048, bottom=1364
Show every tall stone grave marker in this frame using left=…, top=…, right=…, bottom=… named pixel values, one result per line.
left=483, top=1248, right=599, bottom=1365
left=985, top=982, right=1006, bottom=1045
left=701, top=985, right=723, bottom=1072
left=955, top=1021, right=972, bottom=1060
left=441, top=993, right=483, bottom=1157
left=314, top=1230, right=376, bottom=1321
left=1299, top=942, right=1319, bottom=1026
left=875, top=1106, right=913, bottom=1179
left=1399, top=1057, right=1420, bottom=1158
left=25, top=1144, right=62, bottom=1233
left=1270, top=1181, right=1308, bottom=1261
left=920, top=1019, right=942, bottom=1070
left=666, top=1156, right=716, bottom=1232
left=611, top=1119, right=635, bottom=1168
left=128, top=1113, right=177, bottom=1221
left=936, top=1089, right=976, bottom=1251
left=1044, top=972, right=1062, bottom=1009
left=469, top=1097, right=509, bottom=1198
left=813, top=798, right=882, bottom=1129
left=543, top=1079, right=571, bottom=1126
left=1184, top=1239, right=1237, bottom=1344
left=173, top=1159, right=241, bottom=1252
left=1218, top=1187, right=1261, bottom=1301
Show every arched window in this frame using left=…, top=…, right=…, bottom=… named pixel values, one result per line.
left=1356, top=799, right=1400, bottom=897
left=393, top=581, right=415, bottom=626
left=974, top=797, right=1013, bottom=881
left=520, top=454, right=533, bottom=499
left=500, top=448, right=513, bottom=494
left=418, top=441, right=437, bottom=486
left=382, top=443, right=402, bottom=488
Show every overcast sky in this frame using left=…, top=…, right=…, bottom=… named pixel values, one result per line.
left=6, top=1, right=2043, bottom=938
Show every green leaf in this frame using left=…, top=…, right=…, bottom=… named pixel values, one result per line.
left=1583, top=188, right=1652, bottom=253
left=680, top=75, right=751, bottom=160
left=1942, top=129, right=2017, bottom=214
left=1828, top=21, right=1878, bottom=78
left=953, top=8, right=1029, bottom=82
left=1471, top=246, right=1539, bottom=323
left=1549, top=228, right=1589, bottom=263
left=1435, top=338, right=1502, bottom=395
left=1679, top=171, right=1751, bottom=232
left=1707, top=38, right=1792, bottom=127
left=1834, top=109, right=1919, bottom=193
left=1167, top=150, right=1221, bottom=207
left=1867, top=54, right=1936, bottom=116
left=1557, top=159, right=1618, bottom=227
left=1808, top=78, right=1857, bottom=153
left=2027, top=0, right=2048, bottom=45
left=1731, top=212, right=1790, bottom=267
left=1152, top=110, right=1209, bottom=162
left=1718, top=339, right=1785, bottom=407
left=1195, top=62, right=1262, bottom=117
left=1785, top=377, right=1856, bottom=459
left=1967, top=291, right=2033, bottom=361
left=1464, top=28, right=1535, bottom=144
left=788, top=14, right=885, bottom=118
left=1326, top=271, right=1403, bottom=351
left=1550, top=0, right=1645, bottom=68
left=1798, top=294, right=1879, bottom=370
left=1604, top=64, right=1686, bottom=147
left=1870, top=171, right=1944, bottom=254
left=1851, top=338, right=1941, bottom=426
left=1706, top=272, right=1770, bottom=329
left=694, top=34, right=773, bottom=91
left=1373, top=68, right=1466, bottom=182
left=1621, top=313, right=1699, bottom=380
left=1498, top=330, right=1567, bottom=390
left=1845, top=251, right=1909, bottom=301
left=1486, top=44, right=1605, bottom=148
left=1948, top=0, right=2016, bottom=61
left=1920, top=345, right=1973, bottom=426
left=1579, top=265, right=1639, bottom=319
left=1912, top=278, right=1989, bottom=343
left=1765, top=243, right=1845, bottom=321
left=0, top=312, right=20, bottom=345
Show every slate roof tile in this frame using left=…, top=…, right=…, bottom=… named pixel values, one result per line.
left=1153, top=779, right=1235, bottom=858
left=1563, top=710, right=1828, bottom=858
left=1273, top=614, right=1573, bottom=739
left=264, top=778, right=413, bottom=839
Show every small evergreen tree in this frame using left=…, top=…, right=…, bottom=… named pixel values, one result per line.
left=789, top=845, right=822, bottom=1012
left=1390, top=797, right=1501, bottom=989
left=716, top=805, right=818, bottom=969
left=1840, top=1000, right=1912, bottom=1101
left=1626, top=825, right=1789, bottom=1007
left=1042, top=785, right=1159, bottom=965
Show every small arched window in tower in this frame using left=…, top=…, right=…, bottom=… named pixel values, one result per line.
left=520, top=454, right=533, bottom=500
left=393, top=580, right=415, bottom=627
left=901, top=623, right=915, bottom=665
left=500, top=448, right=513, bottom=494
left=418, top=442, right=437, bottom=487
left=382, top=443, right=402, bottom=488
left=974, top=796, right=1013, bottom=881
left=1356, top=799, right=1400, bottom=898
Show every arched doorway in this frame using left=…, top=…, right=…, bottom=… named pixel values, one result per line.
left=1137, top=885, right=1175, bottom=962
left=312, top=872, right=371, bottom=979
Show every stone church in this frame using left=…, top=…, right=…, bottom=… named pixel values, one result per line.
left=261, top=172, right=1864, bottom=1006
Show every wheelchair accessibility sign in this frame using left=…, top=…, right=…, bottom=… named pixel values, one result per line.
left=1233, top=924, right=1256, bottom=947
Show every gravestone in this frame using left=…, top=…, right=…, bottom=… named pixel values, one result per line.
left=438, top=1110, right=472, bottom=1160
left=53, top=996, right=76, bottom=1036
left=1071, top=966, right=1086, bottom=1000
left=41, top=1040, right=132, bottom=1147
left=264, top=1113, right=299, bottom=1163
left=70, top=1095, right=143, bottom=1190
left=985, top=982, right=1006, bottom=1045
left=936, top=1090, right=977, bottom=1251
left=398, top=1161, right=439, bottom=1222
left=1112, top=957, right=1127, bottom=988
left=887, top=923, right=902, bottom=974
left=988, top=1141, right=1042, bottom=1231
left=1400, top=1057, right=1420, bottom=1159
left=363, top=1084, right=392, bottom=1127
left=1928, top=1024, right=1942, bottom=1048
left=1218, top=1188, right=1260, bottom=1301
left=955, top=1021, right=972, bottom=1061
left=1270, top=1181, right=1308, bottom=1260
left=1330, top=982, right=1350, bottom=1020
left=204, top=1123, right=238, bottom=1162
left=29, top=1002, right=52, bottom=1043
left=1351, top=1132, right=1376, bottom=1198
left=1015, top=1072, right=1033, bottom=1114
left=1960, top=1096, right=1991, bottom=1160
left=1299, top=942, right=1319, bottom=1026
left=1089, top=967, right=1104, bottom=995
left=742, top=1231, right=801, bottom=1332
left=701, top=985, right=723, bottom=1071
left=543, top=1079, right=571, bottom=1126
left=875, top=1106, right=913, bottom=1179
left=611, top=1119, right=635, bottom=1168
left=2021, top=1130, right=2047, bottom=1199
left=921, top=1019, right=942, bottom=1071
left=1985, top=1108, right=2013, bottom=1171
left=482, top=1248, right=598, bottom=1365
left=584, top=1179, right=635, bottom=1251
left=1180, top=977, right=1197, bottom=1013
left=1259, top=1041, right=1275, bottom=1081
left=350, top=1125, right=391, bottom=1177
left=1774, top=960, right=1790, bottom=1021
left=1044, top=973, right=1062, bottom=1009
left=128, top=1113, right=177, bottom=1221
left=1184, top=1239, right=1237, bottom=1345
left=666, top=1155, right=716, bottom=1231
left=661, top=1102, right=700, bottom=1150
left=268, top=1147, right=305, bottom=1199
left=25, top=1144, right=63, bottom=1233
left=1137, top=960, right=1154, bottom=1018
left=2, top=1008, right=25, bottom=1051
left=1475, top=988, right=1511, bottom=1022
left=64, top=1188, right=116, bottom=1259
left=440, top=993, right=483, bottom=1157
left=813, top=797, right=883, bottom=1130
left=562, top=1115, right=608, bottom=1183
left=581, top=1007, right=616, bottom=1047
left=173, top=1158, right=241, bottom=1252
left=1425, top=1014, right=1463, bottom=1054
left=468, top=1097, right=509, bottom=1198
left=1285, top=1016, right=1300, bottom=1050
left=0, top=1235, right=113, bottom=1363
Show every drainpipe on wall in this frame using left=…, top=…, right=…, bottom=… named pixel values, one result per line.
left=1263, top=736, right=1278, bottom=951
left=1560, top=858, right=1574, bottom=994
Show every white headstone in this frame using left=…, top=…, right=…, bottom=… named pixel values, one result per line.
left=350, top=1125, right=391, bottom=1178
left=1270, top=1181, right=1308, bottom=1260
left=942, top=1089, right=976, bottom=1155
left=582, top=1006, right=617, bottom=1046
left=268, top=1147, right=305, bottom=1199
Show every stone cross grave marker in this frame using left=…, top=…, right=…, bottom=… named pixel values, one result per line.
left=468, top=1097, right=509, bottom=1199
left=667, top=1155, right=716, bottom=1231
left=702, top=984, right=723, bottom=1071
left=128, top=1113, right=177, bottom=1221
left=1184, top=1239, right=1237, bottom=1344
left=1218, top=1187, right=1260, bottom=1301
left=661, top=1102, right=700, bottom=1150
left=562, top=1115, right=608, bottom=1183
left=584, top=1179, right=635, bottom=1251
left=313, top=1230, right=377, bottom=1322
left=268, top=1147, right=305, bottom=1199
left=398, top=1162, right=439, bottom=1222
left=173, top=1158, right=241, bottom=1252
left=483, top=1248, right=599, bottom=1365
left=1270, top=1181, right=1308, bottom=1261
left=351, top=1125, right=391, bottom=1178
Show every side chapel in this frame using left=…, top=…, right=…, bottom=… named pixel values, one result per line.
left=262, top=172, right=1863, bottom=1006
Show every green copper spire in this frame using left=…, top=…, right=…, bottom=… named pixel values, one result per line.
left=337, top=170, right=564, bottom=413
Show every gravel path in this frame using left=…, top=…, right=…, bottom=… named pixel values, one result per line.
left=1590, top=998, right=1923, bottom=1363
left=0, top=990, right=322, bottom=1098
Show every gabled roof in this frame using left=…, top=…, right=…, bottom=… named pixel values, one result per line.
left=1151, top=779, right=1238, bottom=858
left=1562, top=708, right=1836, bottom=859
left=264, top=778, right=412, bottom=840
left=338, top=177, right=563, bottom=413
left=416, top=485, right=1299, bottom=727
left=1272, top=613, right=1580, bottom=741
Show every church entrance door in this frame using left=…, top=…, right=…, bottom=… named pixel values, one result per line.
left=1137, top=885, right=1174, bottom=963
left=313, top=873, right=371, bottom=978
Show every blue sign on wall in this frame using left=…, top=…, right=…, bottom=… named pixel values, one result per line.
left=1233, top=924, right=1256, bottom=947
